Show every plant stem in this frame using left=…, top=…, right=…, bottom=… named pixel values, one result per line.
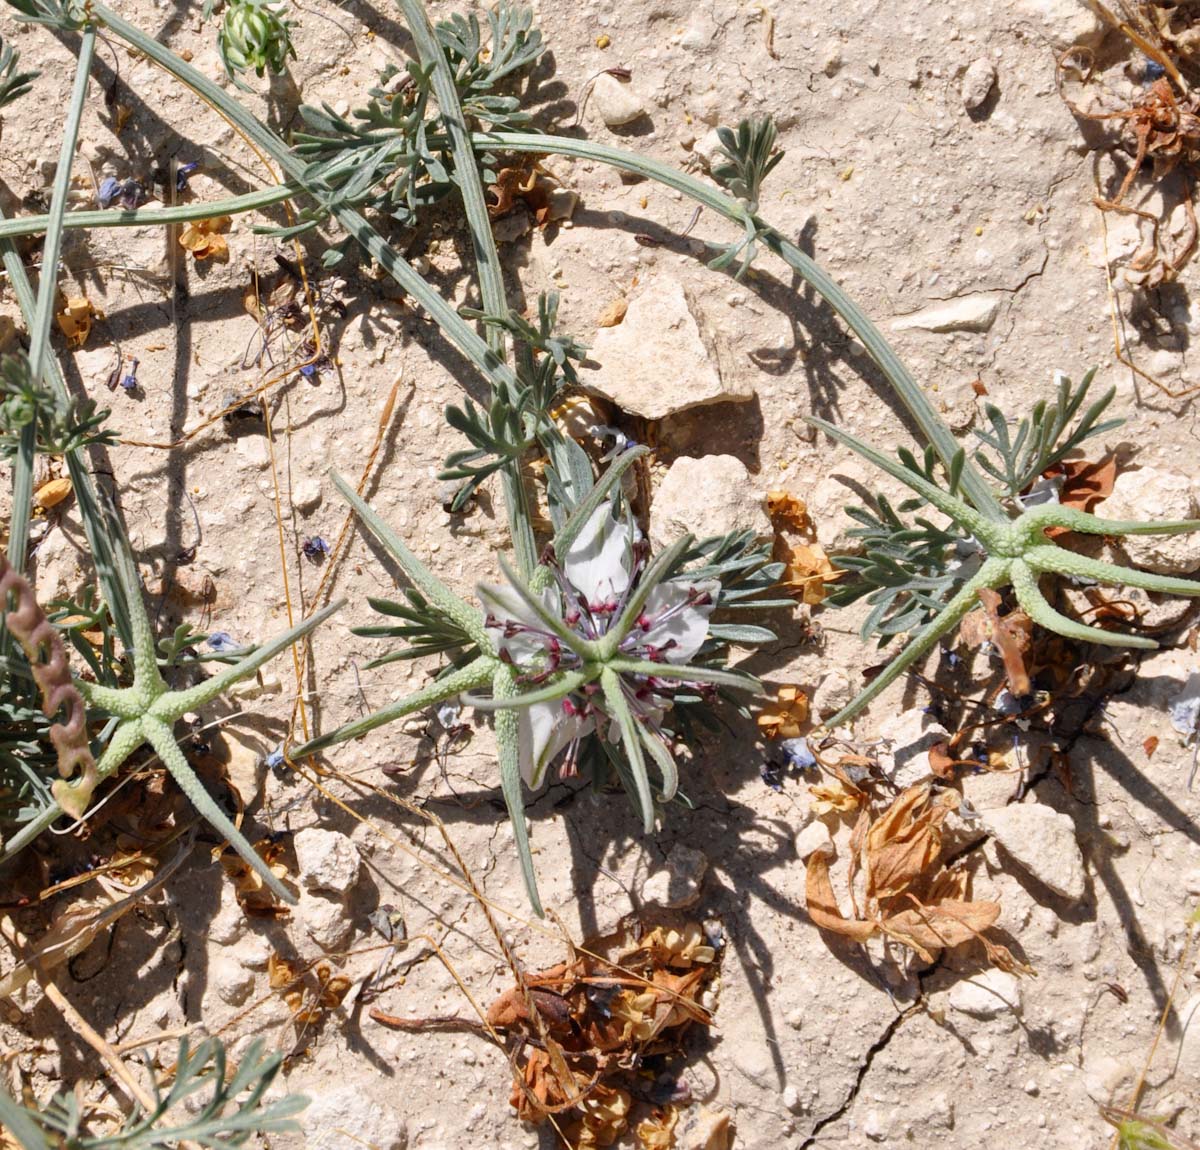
left=90, top=2, right=517, bottom=396
left=5, top=24, right=96, bottom=574
left=0, top=184, right=298, bottom=240
left=397, top=0, right=541, bottom=578
left=0, top=220, right=132, bottom=643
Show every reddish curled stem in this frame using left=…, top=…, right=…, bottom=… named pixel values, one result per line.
left=0, top=554, right=97, bottom=817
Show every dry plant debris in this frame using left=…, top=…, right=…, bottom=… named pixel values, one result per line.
left=756, top=684, right=810, bottom=740
left=179, top=215, right=232, bottom=262
left=478, top=921, right=719, bottom=1146
left=805, top=785, right=1032, bottom=974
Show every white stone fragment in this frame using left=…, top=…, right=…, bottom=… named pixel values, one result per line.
left=1016, top=0, right=1106, bottom=49
left=812, top=671, right=853, bottom=720
left=211, top=957, right=255, bottom=1006
left=948, top=969, right=1023, bottom=1018
left=591, top=73, right=647, bottom=127
left=961, top=59, right=997, bottom=111
left=876, top=709, right=950, bottom=788
left=692, top=127, right=725, bottom=170
left=291, top=476, right=322, bottom=514
left=640, top=844, right=708, bottom=908
left=583, top=277, right=752, bottom=419
left=892, top=294, right=1001, bottom=334
left=1100, top=466, right=1200, bottom=576
left=650, top=455, right=772, bottom=550
left=294, top=827, right=362, bottom=897
left=301, top=1085, right=408, bottom=1150
left=295, top=890, right=355, bottom=951
left=982, top=802, right=1086, bottom=900
left=795, top=821, right=834, bottom=861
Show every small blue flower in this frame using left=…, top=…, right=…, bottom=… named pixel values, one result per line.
left=119, top=357, right=140, bottom=391
left=298, top=363, right=318, bottom=379
left=97, top=176, right=121, bottom=209
left=206, top=631, right=239, bottom=653
left=265, top=744, right=285, bottom=769
left=176, top=161, right=200, bottom=192
left=1146, top=59, right=1166, bottom=81
left=302, top=535, right=331, bottom=562
left=780, top=736, right=816, bottom=771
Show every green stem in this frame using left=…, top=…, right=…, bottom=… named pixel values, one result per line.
left=27, top=24, right=94, bottom=390
left=0, top=184, right=299, bottom=241
left=398, top=0, right=507, bottom=361
left=289, top=654, right=496, bottom=757
left=0, top=214, right=132, bottom=643
left=90, top=2, right=517, bottom=400
left=5, top=25, right=96, bottom=574
left=398, top=0, right=544, bottom=578
left=821, top=558, right=1009, bottom=731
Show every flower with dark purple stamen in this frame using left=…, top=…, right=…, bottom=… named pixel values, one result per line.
left=302, top=535, right=331, bottom=562
left=474, top=501, right=724, bottom=790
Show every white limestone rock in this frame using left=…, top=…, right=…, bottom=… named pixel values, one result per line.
left=301, top=1085, right=408, bottom=1150
left=982, top=802, right=1086, bottom=900
left=581, top=276, right=752, bottom=420
left=892, top=294, right=1001, bottom=334
left=1016, top=0, right=1106, bottom=49
left=591, top=73, right=647, bottom=127
left=639, top=843, right=708, bottom=908
left=948, top=969, right=1023, bottom=1018
left=1100, top=466, right=1200, bottom=576
left=650, top=454, right=772, bottom=551
left=294, top=827, right=361, bottom=897
left=961, top=59, right=997, bottom=111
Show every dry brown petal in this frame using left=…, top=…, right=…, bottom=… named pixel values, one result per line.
left=35, top=477, right=73, bottom=510
left=632, top=923, right=715, bottom=968
left=784, top=542, right=841, bottom=604
left=804, top=848, right=878, bottom=943
left=864, top=786, right=951, bottom=901
left=767, top=489, right=810, bottom=531
left=268, top=951, right=302, bottom=990
left=809, top=778, right=863, bottom=815
left=180, top=216, right=231, bottom=262
left=879, top=898, right=1001, bottom=963
left=756, top=685, right=810, bottom=740
left=636, top=1106, right=679, bottom=1150
left=56, top=296, right=94, bottom=347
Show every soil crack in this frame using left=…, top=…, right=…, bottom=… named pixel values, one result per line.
left=798, top=1003, right=921, bottom=1148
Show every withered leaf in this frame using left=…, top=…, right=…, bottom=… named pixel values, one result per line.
left=960, top=588, right=1032, bottom=697
left=804, top=848, right=877, bottom=943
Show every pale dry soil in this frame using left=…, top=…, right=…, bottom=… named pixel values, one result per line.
left=1, top=0, right=1200, bottom=1148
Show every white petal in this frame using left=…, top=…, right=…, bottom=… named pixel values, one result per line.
left=639, top=577, right=720, bottom=664
left=476, top=580, right=559, bottom=665
left=520, top=699, right=593, bottom=788
left=563, top=503, right=633, bottom=607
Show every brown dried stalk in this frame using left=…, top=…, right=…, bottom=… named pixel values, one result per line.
left=0, top=553, right=97, bottom=818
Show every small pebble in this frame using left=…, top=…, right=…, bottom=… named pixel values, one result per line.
left=961, top=58, right=997, bottom=111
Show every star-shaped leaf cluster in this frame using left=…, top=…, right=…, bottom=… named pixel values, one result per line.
left=7, top=532, right=340, bottom=903
left=808, top=415, right=1200, bottom=731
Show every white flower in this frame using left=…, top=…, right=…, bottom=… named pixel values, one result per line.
left=476, top=503, right=720, bottom=787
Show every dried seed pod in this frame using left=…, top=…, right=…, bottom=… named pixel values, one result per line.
left=0, top=553, right=97, bottom=817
